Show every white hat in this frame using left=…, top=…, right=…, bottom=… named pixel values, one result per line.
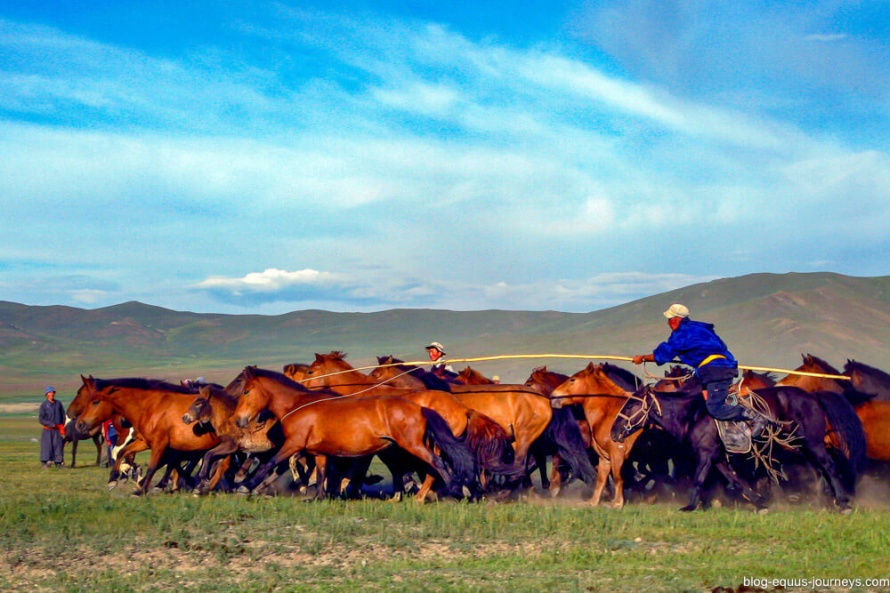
left=663, top=304, right=689, bottom=319
left=425, top=341, right=446, bottom=354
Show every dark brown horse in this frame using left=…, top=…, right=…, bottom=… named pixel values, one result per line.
left=73, top=376, right=220, bottom=495
left=611, top=379, right=866, bottom=513
left=231, top=366, right=477, bottom=502
left=844, top=359, right=890, bottom=403
left=289, top=352, right=515, bottom=480
left=780, top=354, right=890, bottom=464
left=62, top=419, right=104, bottom=467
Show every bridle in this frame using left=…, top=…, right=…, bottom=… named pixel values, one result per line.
left=613, top=386, right=662, bottom=440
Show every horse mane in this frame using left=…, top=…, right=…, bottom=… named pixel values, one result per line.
left=319, top=350, right=347, bottom=361
left=601, top=363, right=641, bottom=390
left=93, top=377, right=196, bottom=394
left=227, top=366, right=312, bottom=395
left=283, top=362, right=310, bottom=375
left=802, top=353, right=841, bottom=375
left=377, top=355, right=423, bottom=375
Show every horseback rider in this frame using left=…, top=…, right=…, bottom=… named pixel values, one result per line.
left=632, top=304, right=772, bottom=437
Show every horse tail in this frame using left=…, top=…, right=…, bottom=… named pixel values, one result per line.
left=815, top=390, right=867, bottom=485
left=544, top=407, right=597, bottom=486
left=422, top=407, right=478, bottom=492
left=465, top=410, right=515, bottom=471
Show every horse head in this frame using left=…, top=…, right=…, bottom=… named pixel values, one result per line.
left=611, top=386, right=656, bottom=443
left=233, top=366, right=269, bottom=428
left=182, top=386, right=214, bottom=426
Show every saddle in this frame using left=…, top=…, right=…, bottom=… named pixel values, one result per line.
left=715, top=419, right=752, bottom=454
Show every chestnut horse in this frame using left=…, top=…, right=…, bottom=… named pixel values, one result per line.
left=231, top=366, right=477, bottom=501
left=550, top=363, right=643, bottom=507
left=456, top=366, right=495, bottom=385
left=303, top=352, right=593, bottom=493
left=73, top=377, right=220, bottom=495
left=291, top=352, right=516, bottom=479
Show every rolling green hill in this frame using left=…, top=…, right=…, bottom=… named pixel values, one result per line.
left=2, top=272, right=889, bottom=400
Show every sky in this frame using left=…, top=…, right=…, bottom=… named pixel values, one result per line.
left=1, top=1, right=888, bottom=315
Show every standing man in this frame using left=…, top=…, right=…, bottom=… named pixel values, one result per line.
left=39, top=386, right=66, bottom=468
left=632, top=304, right=771, bottom=437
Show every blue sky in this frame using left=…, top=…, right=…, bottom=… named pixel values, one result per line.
left=1, top=1, right=888, bottom=314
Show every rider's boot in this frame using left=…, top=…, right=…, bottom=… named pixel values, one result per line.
left=742, top=408, right=771, bottom=438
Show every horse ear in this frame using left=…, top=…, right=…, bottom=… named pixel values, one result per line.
left=199, top=385, right=211, bottom=397
left=314, top=353, right=324, bottom=362
left=585, top=361, right=596, bottom=372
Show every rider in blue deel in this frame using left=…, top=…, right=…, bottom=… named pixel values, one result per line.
left=633, top=303, right=771, bottom=437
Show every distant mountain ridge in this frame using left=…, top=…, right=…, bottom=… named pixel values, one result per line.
left=2, top=272, right=889, bottom=398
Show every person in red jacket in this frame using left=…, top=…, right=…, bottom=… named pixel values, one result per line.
left=39, top=386, right=66, bottom=468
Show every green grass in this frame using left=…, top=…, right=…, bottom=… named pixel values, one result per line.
left=1, top=440, right=890, bottom=592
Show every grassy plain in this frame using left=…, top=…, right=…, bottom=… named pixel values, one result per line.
left=2, top=416, right=890, bottom=593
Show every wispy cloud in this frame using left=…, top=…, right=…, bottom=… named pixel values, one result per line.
left=0, top=6, right=888, bottom=313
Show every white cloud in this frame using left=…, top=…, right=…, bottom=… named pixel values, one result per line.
left=194, top=268, right=342, bottom=293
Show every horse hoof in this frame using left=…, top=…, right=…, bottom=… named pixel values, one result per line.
left=840, top=506, right=854, bottom=515
left=678, top=504, right=698, bottom=512
left=107, top=481, right=118, bottom=491
left=755, top=507, right=770, bottom=515
left=235, top=485, right=251, bottom=495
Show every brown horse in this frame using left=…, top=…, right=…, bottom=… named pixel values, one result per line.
left=293, top=353, right=516, bottom=480
left=73, top=376, right=220, bottom=495
left=231, top=365, right=477, bottom=501
left=456, top=366, right=494, bottom=385
left=303, top=352, right=594, bottom=494
left=550, top=363, right=642, bottom=507
left=181, top=385, right=284, bottom=494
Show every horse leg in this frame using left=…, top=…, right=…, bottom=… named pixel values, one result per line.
left=93, top=433, right=103, bottom=466
left=133, top=446, right=168, bottom=496
left=239, top=442, right=303, bottom=493
left=590, top=457, right=611, bottom=506
left=206, top=455, right=232, bottom=492
left=681, top=448, right=719, bottom=512
left=196, top=440, right=239, bottom=493
left=802, top=439, right=854, bottom=512
left=609, top=450, right=628, bottom=508
left=712, top=459, right=769, bottom=512
left=314, top=455, right=329, bottom=500
left=109, top=439, right=149, bottom=490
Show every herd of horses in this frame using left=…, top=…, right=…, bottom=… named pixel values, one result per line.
left=61, top=351, right=890, bottom=513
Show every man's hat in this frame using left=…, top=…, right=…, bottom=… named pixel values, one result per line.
left=425, top=341, right=446, bottom=354
left=663, top=304, right=690, bottom=319
left=45, top=386, right=56, bottom=395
